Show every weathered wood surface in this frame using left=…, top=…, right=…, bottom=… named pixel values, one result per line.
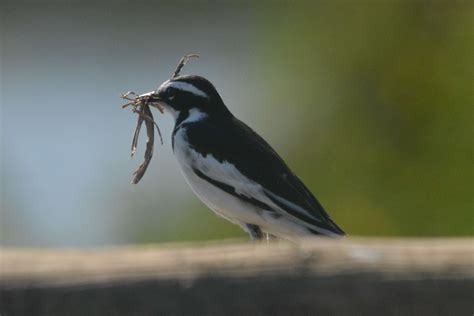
left=1, top=238, right=473, bottom=316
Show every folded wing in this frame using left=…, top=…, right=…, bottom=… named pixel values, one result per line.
left=185, top=116, right=345, bottom=236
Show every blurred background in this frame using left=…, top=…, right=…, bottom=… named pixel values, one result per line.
left=1, top=1, right=472, bottom=247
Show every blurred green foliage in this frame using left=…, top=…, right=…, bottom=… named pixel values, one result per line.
left=274, top=1, right=474, bottom=236
left=163, top=1, right=473, bottom=241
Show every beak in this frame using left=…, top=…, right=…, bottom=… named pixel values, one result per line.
left=138, top=91, right=166, bottom=114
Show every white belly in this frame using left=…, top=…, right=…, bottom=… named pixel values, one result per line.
left=173, top=130, right=263, bottom=225
left=172, top=126, right=311, bottom=239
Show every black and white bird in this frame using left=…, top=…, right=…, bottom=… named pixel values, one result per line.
left=140, top=63, right=345, bottom=241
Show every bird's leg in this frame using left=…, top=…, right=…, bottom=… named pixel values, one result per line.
left=245, top=224, right=263, bottom=241
left=265, top=233, right=277, bottom=242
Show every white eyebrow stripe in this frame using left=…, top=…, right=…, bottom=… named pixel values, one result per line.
left=163, top=80, right=208, bottom=98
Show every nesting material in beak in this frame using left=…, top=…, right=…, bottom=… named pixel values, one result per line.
left=121, top=91, right=163, bottom=184
left=121, top=53, right=199, bottom=184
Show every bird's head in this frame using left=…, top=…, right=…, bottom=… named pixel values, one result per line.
left=147, top=75, right=229, bottom=120
left=124, top=54, right=232, bottom=124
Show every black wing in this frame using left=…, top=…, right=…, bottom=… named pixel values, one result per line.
left=184, top=115, right=345, bottom=236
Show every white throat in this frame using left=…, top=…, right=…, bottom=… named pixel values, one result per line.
left=176, top=108, right=208, bottom=129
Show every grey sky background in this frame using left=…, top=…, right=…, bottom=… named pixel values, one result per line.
left=1, top=3, right=301, bottom=246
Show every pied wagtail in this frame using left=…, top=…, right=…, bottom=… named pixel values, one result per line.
left=136, top=56, right=345, bottom=241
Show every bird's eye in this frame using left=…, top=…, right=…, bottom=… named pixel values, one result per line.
left=168, top=89, right=175, bottom=100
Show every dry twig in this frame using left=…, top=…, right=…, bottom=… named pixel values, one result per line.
left=122, top=54, right=199, bottom=184
left=131, top=104, right=155, bottom=184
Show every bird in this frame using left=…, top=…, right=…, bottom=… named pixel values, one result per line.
left=139, top=61, right=345, bottom=241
